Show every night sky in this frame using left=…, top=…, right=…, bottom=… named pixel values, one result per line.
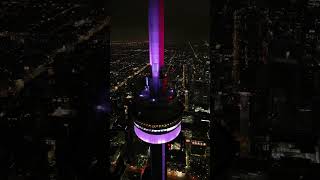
left=111, top=0, right=210, bottom=42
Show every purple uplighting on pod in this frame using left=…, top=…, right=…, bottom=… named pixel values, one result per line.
left=134, top=124, right=181, bottom=144
left=149, top=0, right=164, bottom=78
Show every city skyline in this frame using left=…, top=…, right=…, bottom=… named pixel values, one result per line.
left=1, top=0, right=320, bottom=180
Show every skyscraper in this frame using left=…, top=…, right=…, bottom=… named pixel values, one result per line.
left=232, top=7, right=270, bottom=87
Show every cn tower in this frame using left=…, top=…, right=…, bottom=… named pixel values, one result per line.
left=132, top=0, right=183, bottom=179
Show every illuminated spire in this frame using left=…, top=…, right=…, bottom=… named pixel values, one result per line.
left=149, top=0, right=164, bottom=78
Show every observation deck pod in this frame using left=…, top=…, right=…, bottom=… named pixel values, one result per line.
left=132, top=82, right=184, bottom=144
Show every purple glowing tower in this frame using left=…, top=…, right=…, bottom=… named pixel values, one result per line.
left=132, top=0, right=183, bottom=179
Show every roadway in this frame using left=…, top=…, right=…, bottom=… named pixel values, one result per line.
left=111, top=63, right=149, bottom=93
left=166, top=51, right=177, bottom=75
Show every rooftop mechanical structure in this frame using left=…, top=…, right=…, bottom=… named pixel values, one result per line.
left=131, top=0, right=183, bottom=179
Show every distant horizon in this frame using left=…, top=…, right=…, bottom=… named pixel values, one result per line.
left=110, top=28, right=210, bottom=43
left=110, top=40, right=209, bottom=44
